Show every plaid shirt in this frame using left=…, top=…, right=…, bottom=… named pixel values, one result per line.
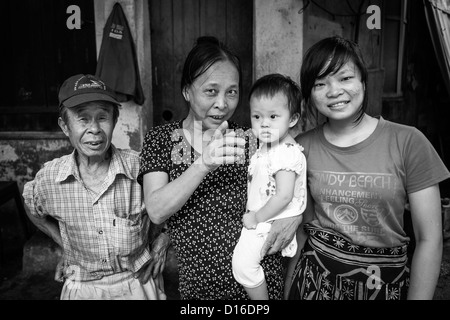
left=23, top=145, right=151, bottom=281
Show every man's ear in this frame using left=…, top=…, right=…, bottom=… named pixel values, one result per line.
left=58, top=117, right=70, bottom=137
left=289, top=113, right=300, bottom=128
left=182, top=87, right=190, bottom=102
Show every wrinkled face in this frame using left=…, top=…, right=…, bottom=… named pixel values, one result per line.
left=58, top=102, right=116, bottom=160
left=183, top=60, right=239, bottom=131
left=311, top=61, right=365, bottom=122
left=250, top=92, right=298, bottom=145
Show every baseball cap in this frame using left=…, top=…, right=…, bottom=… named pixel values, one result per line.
left=58, top=74, right=120, bottom=109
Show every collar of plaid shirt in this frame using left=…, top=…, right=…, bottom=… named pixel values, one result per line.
left=55, top=144, right=135, bottom=183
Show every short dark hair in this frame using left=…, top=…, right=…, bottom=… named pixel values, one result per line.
left=59, top=100, right=119, bottom=125
left=249, top=73, right=302, bottom=117
left=181, top=36, right=242, bottom=102
left=300, top=36, right=368, bottom=125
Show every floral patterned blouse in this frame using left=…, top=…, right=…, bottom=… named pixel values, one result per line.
left=138, top=120, right=284, bottom=300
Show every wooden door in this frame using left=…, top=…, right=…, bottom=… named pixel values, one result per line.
left=149, top=0, right=253, bottom=127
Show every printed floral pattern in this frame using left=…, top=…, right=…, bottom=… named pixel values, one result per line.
left=139, top=121, right=284, bottom=300
left=289, top=224, right=410, bottom=300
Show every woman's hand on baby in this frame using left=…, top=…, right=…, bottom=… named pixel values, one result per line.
left=201, top=121, right=246, bottom=171
left=261, top=215, right=303, bottom=256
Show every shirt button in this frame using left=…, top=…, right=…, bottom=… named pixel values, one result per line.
left=99, top=230, right=103, bottom=234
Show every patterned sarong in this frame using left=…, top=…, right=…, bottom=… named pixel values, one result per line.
left=288, top=224, right=410, bottom=300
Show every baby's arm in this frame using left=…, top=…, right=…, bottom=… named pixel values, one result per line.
left=245, top=170, right=296, bottom=229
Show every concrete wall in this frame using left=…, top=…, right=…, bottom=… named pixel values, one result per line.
left=254, top=0, right=304, bottom=82
left=0, top=135, right=73, bottom=191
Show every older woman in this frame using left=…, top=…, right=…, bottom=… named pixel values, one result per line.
left=23, top=74, right=168, bottom=300
left=138, top=37, right=301, bottom=299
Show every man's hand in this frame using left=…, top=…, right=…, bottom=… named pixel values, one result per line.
left=261, top=215, right=303, bottom=256
left=54, top=254, right=65, bottom=282
left=54, top=248, right=65, bottom=282
left=135, top=232, right=171, bottom=284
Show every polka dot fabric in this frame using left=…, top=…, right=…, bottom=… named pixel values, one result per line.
left=138, top=120, right=284, bottom=300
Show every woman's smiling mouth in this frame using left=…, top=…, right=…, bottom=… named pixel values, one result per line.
left=210, top=115, right=225, bottom=120
left=328, top=101, right=350, bottom=108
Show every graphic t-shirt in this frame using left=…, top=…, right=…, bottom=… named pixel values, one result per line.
left=296, top=116, right=450, bottom=248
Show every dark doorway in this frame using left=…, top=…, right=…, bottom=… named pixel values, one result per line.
left=149, top=0, right=253, bottom=127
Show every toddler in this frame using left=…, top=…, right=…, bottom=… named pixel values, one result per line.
left=232, top=73, right=307, bottom=300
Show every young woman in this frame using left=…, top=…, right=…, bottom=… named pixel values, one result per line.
left=287, top=36, right=450, bottom=300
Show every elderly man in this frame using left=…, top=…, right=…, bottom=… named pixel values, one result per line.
left=23, top=74, right=169, bottom=300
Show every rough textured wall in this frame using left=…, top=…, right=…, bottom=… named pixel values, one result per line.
left=254, top=0, right=304, bottom=81
left=113, top=102, right=144, bottom=151
left=0, top=138, right=73, bottom=190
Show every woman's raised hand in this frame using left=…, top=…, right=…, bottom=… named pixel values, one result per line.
left=201, top=121, right=246, bottom=171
